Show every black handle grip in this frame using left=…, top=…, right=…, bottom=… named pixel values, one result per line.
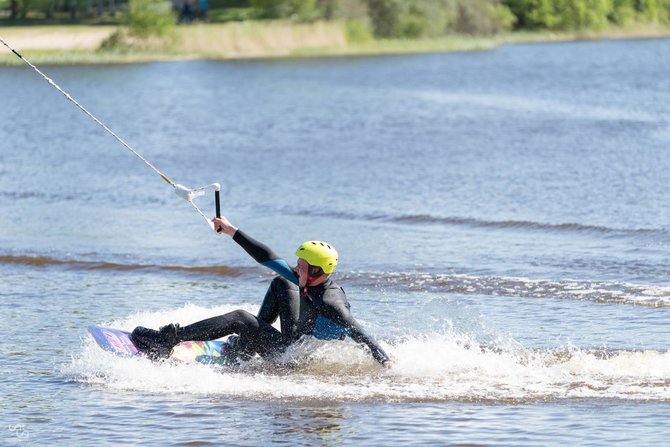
left=215, top=190, right=221, bottom=218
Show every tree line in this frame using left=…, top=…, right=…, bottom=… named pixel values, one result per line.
left=3, top=0, right=670, bottom=38
left=276, top=0, right=670, bottom=36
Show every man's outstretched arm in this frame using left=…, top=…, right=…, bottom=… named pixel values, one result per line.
left=213, top=216, right=298, bottom=285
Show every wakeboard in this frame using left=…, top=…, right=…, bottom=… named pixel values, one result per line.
left=87, top=324, right=233, bottom=365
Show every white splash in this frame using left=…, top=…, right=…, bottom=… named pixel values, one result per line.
left=64, top=304, right=670, bottom=402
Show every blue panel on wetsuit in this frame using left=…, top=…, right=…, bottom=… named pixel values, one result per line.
left=312, top=314, right=351, bottom=340
left=261, top=259, right=298, bottom=285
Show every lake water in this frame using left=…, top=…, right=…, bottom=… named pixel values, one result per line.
left=1, top=37, right=669, bottom=446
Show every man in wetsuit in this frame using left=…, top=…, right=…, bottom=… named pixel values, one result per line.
left=130, top=215, right=394, bottom=368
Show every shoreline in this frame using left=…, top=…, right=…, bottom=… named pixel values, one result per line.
left=1, top=22, right=669, bottom=66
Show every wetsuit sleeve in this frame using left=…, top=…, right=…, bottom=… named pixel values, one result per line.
left=232, top=229, right=298, bottom=286
left=256, top=278, right=282, bottom=324
left=323, top=292, right=390, bottom=364
left=344, top=313, right=390, bottom=364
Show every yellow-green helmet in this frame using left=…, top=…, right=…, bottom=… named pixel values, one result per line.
left=295, top=241, right=338, bottom=274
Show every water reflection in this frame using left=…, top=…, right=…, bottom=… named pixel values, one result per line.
left=267, top=404, right=348, bottom=446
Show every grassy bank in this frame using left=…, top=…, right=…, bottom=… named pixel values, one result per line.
left=0, top=21, right=348, bottom=64
left=1, top=21, right=670, bottom=65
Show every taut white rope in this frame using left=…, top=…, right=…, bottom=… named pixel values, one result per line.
left=0, top=36, right=220, bottom=229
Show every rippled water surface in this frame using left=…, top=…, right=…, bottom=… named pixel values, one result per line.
left=1, top=37, right=670, bottom=446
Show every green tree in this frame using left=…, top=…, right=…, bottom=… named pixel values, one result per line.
left=454, top=0, right=516, bottom=34
left=526, top=0, right=562, bottom=29
left=559, top=0, right=612, bottom=31
left=610, top=0, right=636, bottom=25
left=661, top=0, right=670, bottom=23
left=365, top=0, right=514, bottom=38
left=10, top=0, right=19, bottom=18
left=640, top=0, right=660, bottom=21
left=365, top=0, right=402, bottom=37
left=127, top=0, right=175, bottom=37
left=506, top=0, right=615, bottom=31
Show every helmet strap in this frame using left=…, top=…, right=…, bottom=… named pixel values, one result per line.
left=301, top=265, right=325, bottom=299
left=308, top=265, right=324, bottom=277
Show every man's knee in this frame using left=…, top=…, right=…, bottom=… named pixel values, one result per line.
left=228, top=309, right=258, bottom=327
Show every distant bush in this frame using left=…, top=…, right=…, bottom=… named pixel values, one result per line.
left=365, top=0, right=400, bottom=37
left=345, top=18, right=374, bottom=42
left=98, top=0, right=175, bottom=51
left=209, top=7, right=257, bottom=22
left=609, top=0, right=636, bottom=26
left=663, top=0, right=670, bottom=24
left=250, top=0, right=321, bottom=21
left=99, top=29, right=126, bottom=50
left=453, top=0, right=516, bottom=35
left=127, top=0, right=175, bottom=38
left=319, top=0, right=370, bottom=22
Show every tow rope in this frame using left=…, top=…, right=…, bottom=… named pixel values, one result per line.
left=0, top=36, right=221, bottom=229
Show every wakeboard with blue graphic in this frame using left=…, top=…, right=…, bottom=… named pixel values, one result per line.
left=87, top=324, right=233, bottom=365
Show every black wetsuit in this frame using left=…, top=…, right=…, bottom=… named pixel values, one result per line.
left=174, top=230, right=390, bottom=364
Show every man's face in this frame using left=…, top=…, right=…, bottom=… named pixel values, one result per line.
left=296, top=258, right=309, bottom=287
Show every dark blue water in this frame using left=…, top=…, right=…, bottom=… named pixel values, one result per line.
left=1, top=37, right=669, bottom=446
